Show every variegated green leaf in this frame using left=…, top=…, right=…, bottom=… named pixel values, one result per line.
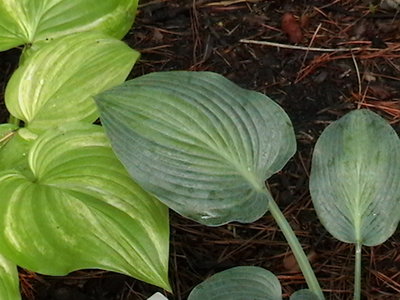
left=0, top=254, right=20, bottom=300
left=0, top=123, right=170, bottom=290
left=0, top=0, right=138, bottom=51
left=0, top=128, right=35, bottom=175
left=5, top=32, right=139, bottom=133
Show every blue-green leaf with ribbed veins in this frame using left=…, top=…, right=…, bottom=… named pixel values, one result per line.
left=188, top=266, right=282, bottom=300
left=96, top=71, right=296, bottom=226
left=0, top=254, right=20, bottom=300
left=0, top=123, right=170, bottom=290
left=5, top=32, right=139, bottom=133
left=310, top=109, right=400, bottom=246
left=0, top=0, right=138, bottom=51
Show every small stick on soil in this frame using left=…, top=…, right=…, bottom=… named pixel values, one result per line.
left=350, top=52, right=362, bottom=95
left=295, top=23, right=323, bottom=82
left=239, top=39, right=394, bottom=52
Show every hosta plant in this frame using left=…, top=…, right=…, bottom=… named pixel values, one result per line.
left=95, top=71, right=322, bottom=299
left=0, top=1, right=171, bottom=298
left=310, top=109, right=400, bottom=300
left=96, top=70, right=400, bottom=300
left=185, top=106, right=400, bottom=299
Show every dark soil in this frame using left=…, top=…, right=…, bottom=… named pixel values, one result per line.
left=1, top=1, right=400, bottom=299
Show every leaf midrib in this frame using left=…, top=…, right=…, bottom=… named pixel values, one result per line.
left=199, top=139, right=264, bottom=193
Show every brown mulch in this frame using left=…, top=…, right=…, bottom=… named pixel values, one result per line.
left=1, top=1, right=400, bottom=299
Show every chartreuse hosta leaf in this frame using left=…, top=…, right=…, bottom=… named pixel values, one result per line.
left=310, top=109, right=400, bottom=299
left=310, top=109, right=400, bottom=246
left=0, top=123, right=170, bottom=290
left=0, top=127, right=36, bottom=176
left=0, top=0, right=138, bottom=51
left=188, top=266, right=282, bottom=300
left=95, top=71, right=296, bottom=226
left=0, top=254, right=20, bottom=299
left=5, top=32, right=139, bottom=133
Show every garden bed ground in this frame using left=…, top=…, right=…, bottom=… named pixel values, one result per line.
left=1, top=0, right=400, bottom=299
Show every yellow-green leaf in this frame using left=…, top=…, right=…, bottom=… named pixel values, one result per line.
left=0, top=254, right=20, bottom=300
left=5, top=32, right=139, bottom=133
left=0, top=123, right=170, bottom=290
left=0, top=0, right=138, bottom=51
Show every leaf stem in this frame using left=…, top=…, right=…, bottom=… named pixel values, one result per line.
left=354, top=242, right=362, bottom=300
left=8, top=115, right=20, bottom=127
left=268, top=197, right=324, bottom=300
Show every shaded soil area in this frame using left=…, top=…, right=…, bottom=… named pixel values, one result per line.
left=1, top=0, right=400, bottom=299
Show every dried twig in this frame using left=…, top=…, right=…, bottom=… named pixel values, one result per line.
left=240, top=39, right=400, bottom=52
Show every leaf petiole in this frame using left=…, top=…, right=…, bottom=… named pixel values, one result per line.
left=267, top=193, right=324, bottom=300
left=354, top=242, right=362, bottom=300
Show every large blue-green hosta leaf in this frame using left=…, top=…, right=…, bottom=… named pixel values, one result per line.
left=0, top=0, right=138, bottom=51
left=188, top=266, right=282, bottom=300
left=95, top=71, right=296, bottom=226
left=5, top=32, right=139, bottom=133
left=0, top=254, right=20, bottom=299
left=310, top=109, right=400, bottom=246
left=0, top=123, right=170, bottom=290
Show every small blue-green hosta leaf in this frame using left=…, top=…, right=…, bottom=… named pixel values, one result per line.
left=188, top=266, right=282, bottom=300
left=95, top=71, right=296, bottom=226
left=0, top=0, right=138, bottom=51
left=5, top=32, right=139, bottom=133
left=0, top=254, right=20, bottom=300
left=310, top=109, right=400, bottom=246
left=290, top=289, right=319, bottom=300
left=0, top=123, right=170, bottom=290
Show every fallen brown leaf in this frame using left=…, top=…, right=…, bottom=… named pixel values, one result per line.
left=283, top=250, right=318, bottom=272
left=281, top=12, right=303, bottom=43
